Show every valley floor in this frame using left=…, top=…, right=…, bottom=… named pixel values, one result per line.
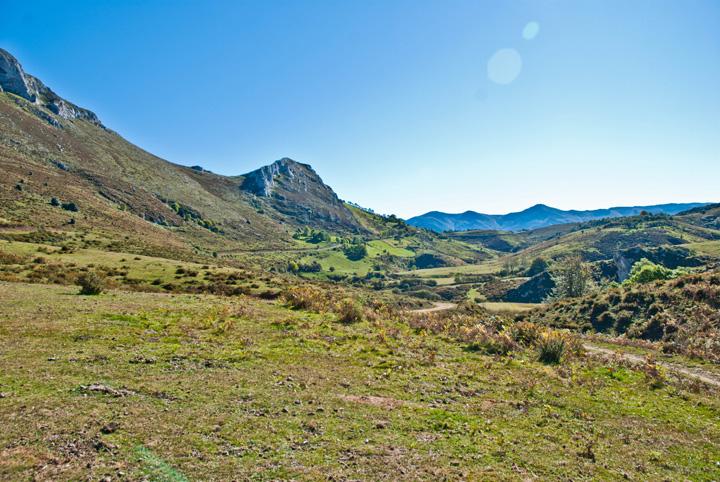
left=1, top=282, right=720, bottom=480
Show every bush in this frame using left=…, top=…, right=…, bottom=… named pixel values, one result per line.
left=61, top=202, right=79, bottom=212
left=50, top=197, right=60, bottom=207
left=282, top=286, right=329, bottom=311
left=335, top=298, right=364, bottom=323
left=508, top=321, right=542, bottom=346
left=344, top=243, right=368, bottom=261
left=537, top=332, right=566, bottom=364
left=461, top=325, right=517, bottom=355
left=77, top=272, right=105, bottom=295
left=624, top=258, right=674, bottom=285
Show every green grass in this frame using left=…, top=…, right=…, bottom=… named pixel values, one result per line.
left=367, top=239, right=415, bottom=258
left=1, top=281, right=719, bottom=480
left=684, top=240, right=720, bottom=257
left=0, top=239, right=277, bottom=295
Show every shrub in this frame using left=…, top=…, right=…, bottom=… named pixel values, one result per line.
left=624, top=258, right=674, bottom=285
left=298, top=261, right=322, bottom=273
left=282, top=285, right=329, bottom=311
left=508, top=321, right=542, bottom=346
left=61, top=202, right=79, bottom=212
left=0, top=251, right=25, bottom=265
left=461, top=325, right=516, bottom=355
left=50, top=197, right=60, bottom=207
left=537, top=332, right=566, bottom=364
left=77, top=272, right=105, bottom=295
left=335, top=298, right=364, bottom=323
left=344, top=243, right=368, bottom=261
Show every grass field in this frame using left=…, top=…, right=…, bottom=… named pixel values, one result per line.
left=400, top=258, right=503, bottom=278
left=1, top=282, right=719, bottom=480
left=684, top=240, right=720, bottom=257
left=0, top=239, right=279, bottom=295
left=480, top=302, right=543, bottom=314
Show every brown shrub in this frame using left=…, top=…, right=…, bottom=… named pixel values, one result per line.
left=335, top=298, right=365, bottom=323
left=508, top=321, right=542, bottom=346
left=282, top=285, right=330, bottom=312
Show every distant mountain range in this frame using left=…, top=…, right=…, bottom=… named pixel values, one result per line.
left=406, top=203, right=712, bottom=232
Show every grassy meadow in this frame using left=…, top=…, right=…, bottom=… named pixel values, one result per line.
left=1, top=281, right=720, bottom=480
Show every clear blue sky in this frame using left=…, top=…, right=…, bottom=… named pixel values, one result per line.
left=2, top=0, right=718, bottom=217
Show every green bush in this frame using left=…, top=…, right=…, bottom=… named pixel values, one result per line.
left=343, top=243, right=368, bottom=261
left=624, top=258, right=675, bottom=285
left=77, top=272, right=105, bottom=295
left=61, top=201, right=79, bottom=212
left=537, top=332, right=566, bottom=364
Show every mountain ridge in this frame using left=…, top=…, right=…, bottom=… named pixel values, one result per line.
left=0, top=48, right=367, bottom=257
left=407, top=202, right=712, bottom=232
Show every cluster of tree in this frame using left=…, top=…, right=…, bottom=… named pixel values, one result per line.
left=165, top=199, right=222, bottom=233
left=343, top=238, right=368, bottom=261
left=49, top=197, right=78, bottom=212
left=293, top=227, right=331, bottom=244
left=287, top=260, right=322, bottom=273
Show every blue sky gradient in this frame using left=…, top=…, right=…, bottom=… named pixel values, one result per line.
left=2, top=0, right=718, bottom=217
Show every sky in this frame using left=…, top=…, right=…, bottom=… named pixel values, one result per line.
left=1, top=0, right=719, bottom=218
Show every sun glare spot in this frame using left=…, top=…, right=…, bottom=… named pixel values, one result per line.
left=522, top=21, right=540, bottom=40
left=487, top=48, right=522, bottom=85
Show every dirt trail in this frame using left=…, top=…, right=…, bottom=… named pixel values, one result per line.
left=410, top=302, right=457, bottom=314
left=583, top=343, right=720, bottom=388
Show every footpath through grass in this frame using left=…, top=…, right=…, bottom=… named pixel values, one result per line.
left=1, top=282, right=719, bottom=480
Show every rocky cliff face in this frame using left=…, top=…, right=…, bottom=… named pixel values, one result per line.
left=0, top=49, right=103, bottom=127
left=241, top=157, right=298, bottom=197
left=240, top=158, right=363, bottom=232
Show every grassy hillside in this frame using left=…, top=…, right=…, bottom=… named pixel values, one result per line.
left=2, top=281, right=720, bottom=480
left=528, top=269, right=720, bottom=362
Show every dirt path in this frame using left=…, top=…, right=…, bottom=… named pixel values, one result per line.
left=410, top=302, right=457, bottom=314
left=583, top=343, right=720, bottom=388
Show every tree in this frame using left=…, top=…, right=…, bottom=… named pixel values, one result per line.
left=344, top=242, right=367, bottom=261
left=550, top=255, right=592, bottom=299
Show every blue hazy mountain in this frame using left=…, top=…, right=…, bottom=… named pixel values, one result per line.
left=406, top=203, right=711, bottom=232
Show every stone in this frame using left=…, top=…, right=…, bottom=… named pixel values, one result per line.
left=0, top=48, right=104, bottom=127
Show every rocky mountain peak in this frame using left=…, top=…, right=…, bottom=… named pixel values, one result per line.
left=239, top=157, right=362, bottom=232
left=240, top=157, right=313, bottom=197
left=0, top=49, right=37, bottom=101
left=0, top=48, right=103, bottom=127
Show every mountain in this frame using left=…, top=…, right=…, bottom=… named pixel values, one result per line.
left=0, top=49, right=363, bottom=256
left=239, top=158, right=361, bottom=232
left=407, top=202, right=711, bottom=232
